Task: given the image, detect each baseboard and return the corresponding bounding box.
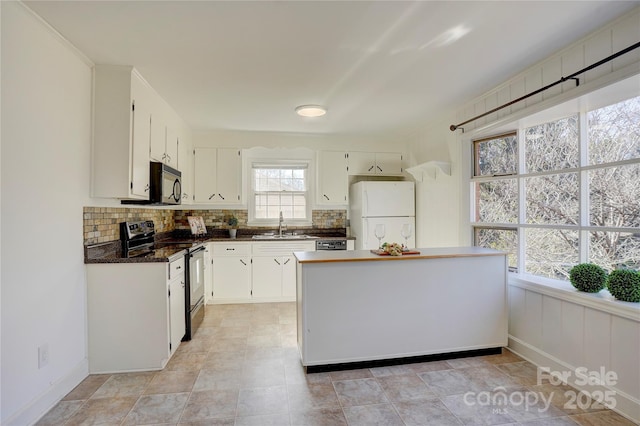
[508,336,640,424]
[306,347,502,374]
[5,359,89,426]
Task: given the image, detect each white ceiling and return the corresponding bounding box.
[25,1,639,138]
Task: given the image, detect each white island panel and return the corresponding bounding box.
[296,247,507,367]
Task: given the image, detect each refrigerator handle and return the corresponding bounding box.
[363,190,368,217]
[363,218,368,245]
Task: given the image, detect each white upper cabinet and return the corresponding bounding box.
[149,107,167,165]
[177,127,192,202]
[374,152,404,175]
[347,152,403,176]
[317,151,348,205]
[193,147,241,204]
[92,64,189,200]
[92,65,152,199]
[164,125,179,169]
[150,103,180,170]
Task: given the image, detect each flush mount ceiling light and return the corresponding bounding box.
[295,105,327,118]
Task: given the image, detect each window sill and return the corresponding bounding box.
[246,220,313,228]
[508,273,640,322]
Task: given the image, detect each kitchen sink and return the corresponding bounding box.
[252,234,315,240]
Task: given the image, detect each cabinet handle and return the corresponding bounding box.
[144,184,150,192]
[226,248,235,251]
[167,154,171,162]
[274,259,281,265]
[208,193,215,200]
[323,194,330,200]
[218,193,225,200]
[240,259,247,265]
[176,265,182,270]
[183,193,188,199]
[162,153,167,160]
[377,165,383,172]
[284,259,291,265]
[181,281,185,288]
[368,165,374,172]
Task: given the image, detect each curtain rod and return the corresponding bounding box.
[449,41,640,132]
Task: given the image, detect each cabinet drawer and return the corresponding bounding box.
[212,242,250,256]
[168,257,185,281]
[252,241,316,256]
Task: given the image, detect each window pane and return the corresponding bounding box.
[252,166,308,221]
[589,163,640,228]
[475,179,518,223]
[526,173,579,225]
[588,96,640,165]
[526,228,579,280]
[525,115,578,172]
[590,231,640,271]
[475,228,518,271]
[474,134,517,176]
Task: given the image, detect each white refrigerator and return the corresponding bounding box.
[349,181,415,250]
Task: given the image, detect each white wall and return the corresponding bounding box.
[407,6,640,250]
[1,2,92,424]
[405,112,465,248]
[193,128,407,153]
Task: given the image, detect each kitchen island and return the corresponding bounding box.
[294,247,507,371]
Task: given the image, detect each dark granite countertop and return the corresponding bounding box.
[85,228,352,264]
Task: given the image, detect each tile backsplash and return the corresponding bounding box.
[84,207,346,245]
[83,207,175,245]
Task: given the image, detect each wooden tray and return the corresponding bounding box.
[370,249,421,256]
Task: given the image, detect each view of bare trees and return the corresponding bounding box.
[474,96,639,280]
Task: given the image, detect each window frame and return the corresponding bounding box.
[247,160,313,226]
[471,95,640,279]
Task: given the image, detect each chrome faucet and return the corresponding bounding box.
[279,211,286,237]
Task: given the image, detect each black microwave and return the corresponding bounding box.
[150,162,182,205]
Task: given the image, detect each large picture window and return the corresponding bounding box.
[472,96,640,279]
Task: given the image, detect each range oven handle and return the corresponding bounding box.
[189,246,206,256]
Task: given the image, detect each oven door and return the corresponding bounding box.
[189,246,206,311]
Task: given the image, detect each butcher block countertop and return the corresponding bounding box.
[294,246,504,263]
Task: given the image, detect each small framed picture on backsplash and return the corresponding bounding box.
[188,216,206,236]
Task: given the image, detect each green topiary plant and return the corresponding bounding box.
[569,263,608,293]
[607,269,640,302]
[227,215,238,228]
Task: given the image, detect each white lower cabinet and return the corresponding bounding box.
[168,257,186,355]
[251,241,315,302]
[86,254,185,373]
[211,242,251,302]
[210,240,315,303]
[204,243,213,303]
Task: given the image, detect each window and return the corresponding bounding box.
[250,163,310,224]
[472,96,640,279]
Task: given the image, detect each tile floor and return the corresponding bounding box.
[38,303,635,426]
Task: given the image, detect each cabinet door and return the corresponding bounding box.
[149,110,166,164]
[347,152,376,175]
[317,151,348,204]
[251,256,282,299]
[169,277,185,355]
[281,256,297,299]
[177,129,192,202]
[193,148,218,203]
[215,148,241,204]
[212,256,251,300]
[375,153,403,175]
[164,126,179,169]
[130,75,151,197]
[204,245,213,303]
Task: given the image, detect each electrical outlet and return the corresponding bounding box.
[38,343,49,369]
